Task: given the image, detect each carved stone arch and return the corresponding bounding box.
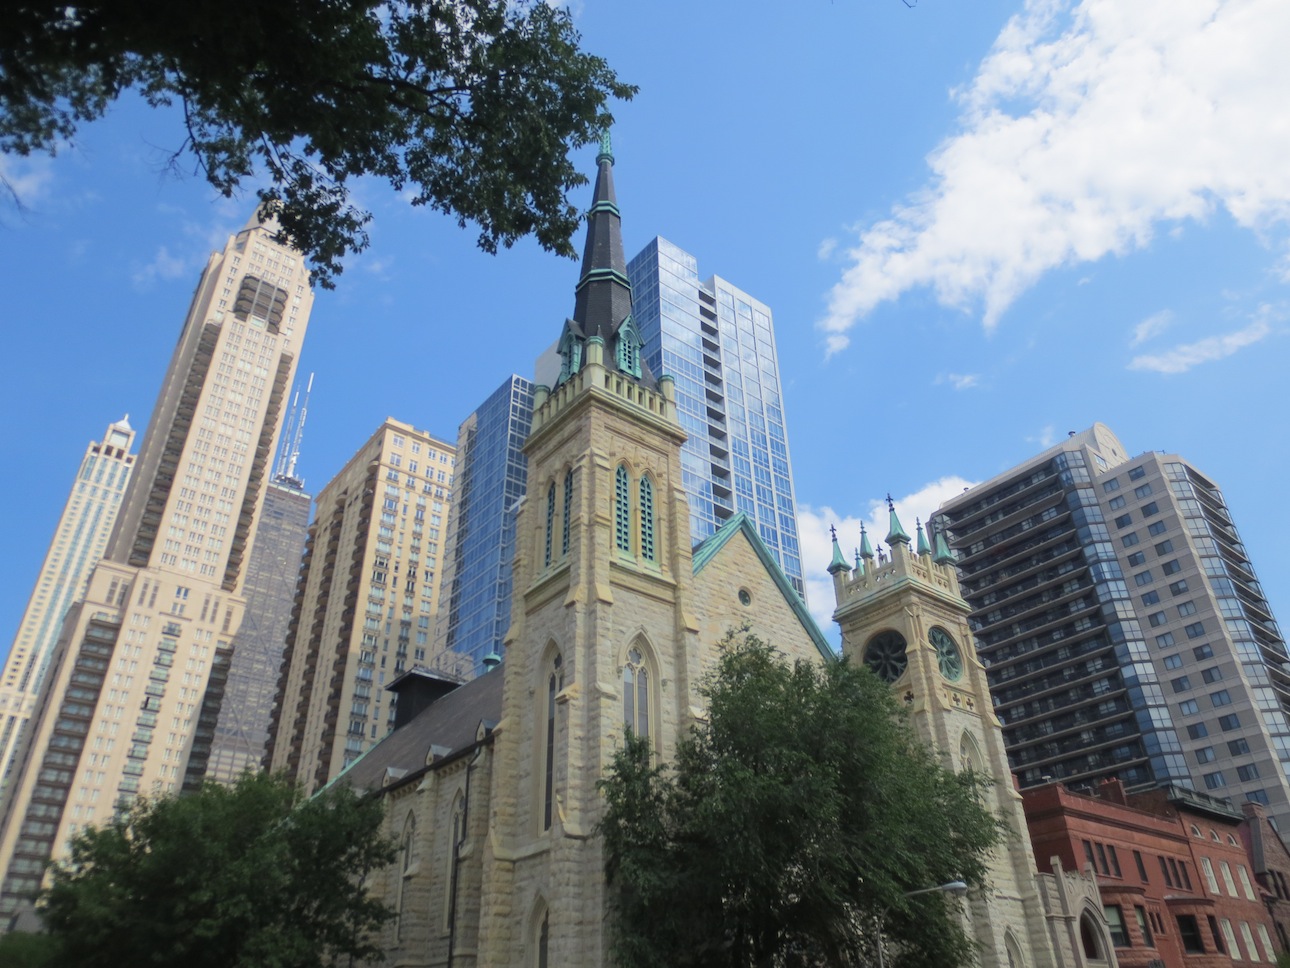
[396,807,418,939]
[1003,928,1026,968]
[621,631,659,748]
[862,628,909,684]
[959,730,985,774]
[1078,903,1109,960]
[527,893,552,968]
[443,787,466,928]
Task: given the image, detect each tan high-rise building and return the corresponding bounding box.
[0,213,313,917]
[0,417,137,792]
[264,419,455,793]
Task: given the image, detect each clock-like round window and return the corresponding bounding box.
[930,626,963,682]
[864,630,908,684]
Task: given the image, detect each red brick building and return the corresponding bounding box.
[1023,780,1280,968]
[1239,801,1290,952]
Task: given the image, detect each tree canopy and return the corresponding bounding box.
[599,631,1003,968]
[38,771,396,968]
[2,0,635,285]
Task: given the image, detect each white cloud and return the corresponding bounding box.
[817,237,838,260]
[1130,309,1173,347]
[1028,424,1058,449]
[820,0,1290,350]
[0,154,55,208]
[798,476,977,636]
[1128,318,1272,373]
[937,372,980,390]
[131,246,190,289]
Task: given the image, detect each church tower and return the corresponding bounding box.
[831,505,1059,968]
[476,135,703,967]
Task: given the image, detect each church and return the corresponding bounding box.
[336,137,1084,968]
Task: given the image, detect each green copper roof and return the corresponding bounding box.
[916,518,932,556]
[853,548,864,577]
[692,513,836,662]
[827,527,850,575]
[885,495,911,546]
[934,529,956,565]
[597,129,614,165]
[859,522,874,559]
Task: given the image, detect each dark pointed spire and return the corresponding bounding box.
[827,524,850,575]
[571,130,633,345]
[885,494,911,546]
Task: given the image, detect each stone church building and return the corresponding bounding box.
[337,138,1085,968]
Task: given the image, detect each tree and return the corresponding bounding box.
[39,771,396,968]
[2,1,635,286]
[599,631,1003,968]
[0,931,56,968]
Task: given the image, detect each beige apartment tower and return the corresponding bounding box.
[0,213,313,917]
[264,419,455,793]
[0,417,137,792]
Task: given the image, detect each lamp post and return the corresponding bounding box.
[875,880,969,968]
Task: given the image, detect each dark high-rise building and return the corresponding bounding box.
[206,479,311,783]
[935,424,1290,828]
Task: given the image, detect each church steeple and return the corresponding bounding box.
[571,131,634,347]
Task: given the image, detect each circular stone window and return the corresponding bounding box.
[738,588,752,606]
[864,630,908,684]
[929,627,964,682]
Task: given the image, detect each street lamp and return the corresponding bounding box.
[875,880,969,968]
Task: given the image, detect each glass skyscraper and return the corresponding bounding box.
[627,238,805,598]
[434,375,534,674]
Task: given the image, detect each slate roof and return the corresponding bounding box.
[334,666,505,794]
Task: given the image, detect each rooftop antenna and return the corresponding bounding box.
[273,372,314,489]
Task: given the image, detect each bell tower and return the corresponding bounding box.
[477,134,703,967]
[831,501,1058,968]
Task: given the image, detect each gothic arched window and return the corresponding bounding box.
[562,469,573,556]
[615,464,631,553]
[544,482,556,567]
[543,654,563,831]
[639,475,655,561]
[623,646,650,740]
[396,812,416,939]
[537,909,550,968]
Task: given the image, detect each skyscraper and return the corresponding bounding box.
[626,238,805,598]
[0,417,136,791]
[264,419,455,792]
[934,424,1290,828]
[433,375,533,675]
[0,213,313,916]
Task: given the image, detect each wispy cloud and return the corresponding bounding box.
[1128,318,1272,374]
[1028,424,1058,449]
[797,476,977,637]
[131,246,190,289]
[0,154,55,209]
[1130,309,1173,347]
[819,0,1290,353]
[937,372,980,390]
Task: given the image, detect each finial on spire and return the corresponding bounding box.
[916,518,932,556]
[854,548,865,577]
[597,129,614,166]
[827,525,850,575]
[886,498,911,546]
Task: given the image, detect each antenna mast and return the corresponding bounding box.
[272,372,314,489]
[285,372,314,483]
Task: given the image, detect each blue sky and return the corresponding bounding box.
[1,0,1287,653]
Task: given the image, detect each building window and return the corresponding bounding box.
[1128,551,1146,566]
[639,475,655,562]
[1103,479,1121,492]
[1134,483,1154,498]
[544,654,563,832]
[1201,667,1222,683]
[1135,906,1154,947]
[1104,905,1130,947]
[1141,501,1160,517]
[1210,690,1231,707]
[1122,533,1140,547]
[1201,856,1221,891]
[1108,495,1127,510]
[537,910,550,968]
[623,647,650,740]
[1148,520,1167,536]
[1218,713,1241,730]
[545,482,556,567]
[1148,611,1167,627]
[1180,700,1199,715]
[1237,763,1260,782]
[1193,644,1214,659]
[1204,771,1226,789]
[1220,918,1242,957]
[1133,849,1149,883]
[1129,466,1147,480]
[1114,513,1133,528]
[1228,738,1250,755]
[1185,621,1206,638]
[1195,747,1215,763]
[1171,675,1191,692]
[561,470,573,556]
[615,465,631,553]
[1169,579,1189,595]
[1176,915,1205,953]
[1134,570,1153,586]
[1155,538,1174,554]
[1164,654,1183,670]
[1142,590,1160,606]
[1156,632,1175,648]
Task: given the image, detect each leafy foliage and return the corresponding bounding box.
[0,931,57,968]
[2,0,635,285]
[39,771,396,968]
[600,631,1003,968]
